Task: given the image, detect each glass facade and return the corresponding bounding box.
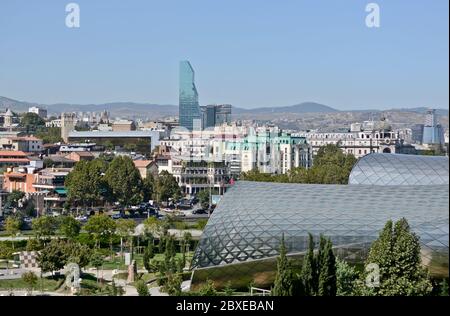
[191,181,449,289]
[179,60,201,130]
[349,153,449,185]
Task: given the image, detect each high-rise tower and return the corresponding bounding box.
[179,61,201,130]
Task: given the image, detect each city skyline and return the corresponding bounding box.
[0,0,448,110]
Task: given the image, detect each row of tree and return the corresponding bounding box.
[241,144,357,184]
[65,156,181,207]
[272,218,442,296]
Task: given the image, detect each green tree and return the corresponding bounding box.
[272,234,293,296]
[115,218,136,255]
[58,216,81,239]
[361,218,432,296]
[32,215,58,240]
[36,127,63,144]
[36,239,67,275]
[301,233,317,296]
[440,279,449,296]
[336,259,358,296]
[163,273,182,296]
[317,237,337,296]
[143,244,155,273]
[154,171,182,203]
[104,156,144,206]
[223,281,236,296]
[0,243,13,270]
[90,251,104,283]
[6,190,25,208]
[135,279,150,296]
[63,241,92,269]
[142,174,155,202]
[84,214,117,248]
[5,217,21,249]
[65,159,109,207]
[22,271,38,296]
[19,112,45,132]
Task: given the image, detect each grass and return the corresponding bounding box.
[0,275,64,291]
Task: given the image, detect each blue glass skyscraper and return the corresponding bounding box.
[179,61,201,130]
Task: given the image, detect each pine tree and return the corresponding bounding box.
[301,233,317,296]
[361,218,432,296]
[272,234,293,296]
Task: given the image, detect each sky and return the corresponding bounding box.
[0,0,448,110]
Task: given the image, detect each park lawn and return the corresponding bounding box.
[0,276,64,291]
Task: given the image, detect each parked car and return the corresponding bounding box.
[192,208,208,215]
[75,215,88,222]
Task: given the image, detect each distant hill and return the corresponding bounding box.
[234,102,339,114]
[1,96,448,121]
[387,107,449,116]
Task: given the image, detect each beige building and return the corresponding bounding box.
[112,120,136,132]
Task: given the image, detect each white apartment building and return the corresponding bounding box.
[295,121,415,159]
[28,106,48,119]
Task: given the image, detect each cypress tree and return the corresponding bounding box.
[318,238,337,296]
[301,233,317,296]
[272,234,293,296]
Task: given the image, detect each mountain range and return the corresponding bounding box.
[0,96,448,119]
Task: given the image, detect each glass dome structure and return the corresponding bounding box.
[191,181,449,290]
[349,153,449,185]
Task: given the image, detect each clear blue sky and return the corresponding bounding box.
[0,0,448,110]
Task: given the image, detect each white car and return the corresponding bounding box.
[75,215,88,222]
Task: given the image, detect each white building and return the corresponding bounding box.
[28,106,48,119]
[295,120,415,159]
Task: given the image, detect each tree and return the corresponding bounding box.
[58,216,81,239]
[143,216,165,237]
[300,233,317,296]
[272,234,293,296]
[115,218,136,256]
[142,174,155,202]
[63,241,92,269]
[36,127,63,144]
[154,171,182,203]
[360,218,432,296]
[22,271,38,296]
[90,251,104,283]
[5,217,21,249]
[223,281,236,296]
[36,239,67,275]
[104,156,144,206]
[163,273,182,296]
[6,190,25,208]
[20,112,45,132]
[65,159,109,207]
[135,280,150,296]
[440,279,449,296]
[32,216,58,240]
[143,244,155,273]
[336,259,358,296]
[0,243,13,271]
[84,214,117,248]
[317,237,337,296]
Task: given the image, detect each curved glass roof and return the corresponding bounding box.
[349,153,449,185]
[192,181,449,271]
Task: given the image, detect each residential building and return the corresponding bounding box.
[0,151,30,168]
[133,160,158,179]
[28,106,47,118]
[65,151,95,162]
[0,136,43,153]
[295,120,415,159]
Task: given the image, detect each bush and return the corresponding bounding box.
[135,280,150,296]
